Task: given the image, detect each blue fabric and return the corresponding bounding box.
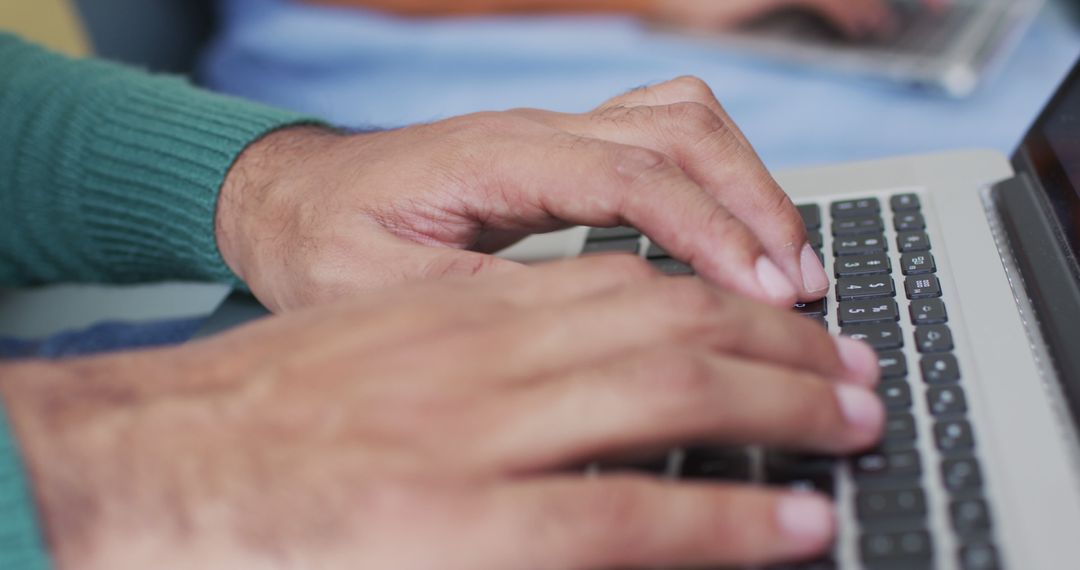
[0,318,205,360]
[203,0,1080,170]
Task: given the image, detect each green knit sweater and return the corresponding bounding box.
[0,34,317,567]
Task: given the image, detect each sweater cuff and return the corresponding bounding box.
[0,398,51,569]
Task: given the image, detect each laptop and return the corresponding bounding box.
[194,60,1080,568]
[660,0,1043,98]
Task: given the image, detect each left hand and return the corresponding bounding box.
[217,76,829,312]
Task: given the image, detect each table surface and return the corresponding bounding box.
[3,1,1079,341]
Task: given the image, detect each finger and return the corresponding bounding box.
[414,277,877,390]
[485,476,835,569]
[487,348,883,472]
[531,99,829,300]
[485,129,798,307]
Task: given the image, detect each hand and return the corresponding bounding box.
[650,0,947,38]
[1,256,883,569]
[216,76,829,312]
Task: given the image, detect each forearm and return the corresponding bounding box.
[304,0,653,17]
[0,34,318,288]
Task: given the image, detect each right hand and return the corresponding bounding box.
[0,256,883,569]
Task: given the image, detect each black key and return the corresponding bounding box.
[856,488,927,522]
[891,193,922,212]
[838,299,899,326]
[935,419,976,454]
[878,351,908,379]
[910,298,948,325]
[898,231,932,253]
[814,317,829,330]
[816,248,825,268]
[942,457,984,492]
[798,204,822,230]
[915,325,954,353]
[582,238,640,255]
[860,530,933,566]
[645,242,668,259]
[927,385,968,416]
[843,323,904,350]
[951,499,993,536]
[894,211,926,232]
[960,543,1001,570]
[682,447,752,482]
[853,448,922,481]
[765,453,836,496]
[905,275,942,299]
[834,234,888,257]
[901,252,937,275]
[922,353,961,384]
[878,380,912,411]
[650,258,694,276]
[587,226,640,241]
[794,299,828,318]
[835,252,892,277]
[832,197,881,219]
[884,413,918,444]
[597,455,670,475]
[768,559,836,570]
[836,275,895,301]
[833,216,884,236]
[808,229,824,250]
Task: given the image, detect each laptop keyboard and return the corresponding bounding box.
[580,192,1001,570]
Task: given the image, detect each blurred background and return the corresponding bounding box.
[1,0,1079,346]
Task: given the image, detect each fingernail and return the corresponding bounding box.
[800,243,829,294]
[777,494,834,548]
[835,384,885,432]
[756,256,797,303]
[835,336,881,386]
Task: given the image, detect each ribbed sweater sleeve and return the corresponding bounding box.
[0,34,322,568]
[0,33,318,286]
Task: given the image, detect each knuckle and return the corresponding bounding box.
[665,75,715,100]
[666,101,725,136]
[609,145,675,186]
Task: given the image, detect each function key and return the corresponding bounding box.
[891,193,922,212]
[587,227,641,241]
[901,252,937,275]
[951,498,993,536]
[838,299,899,326]
[860,530,933,566]
[798,204,822,230]
[915,325,954,353]
[898,231,932,253]
[894,211,927,232]
[960,542,1001,570]
[927,385,968,416]
[649,258,693,276]
[835,252,891,278]
[681,447,752,482]
[942,457,984,492]
[794,299,827,318]
[884,412,918,445]
[856,487,927,522]
[645,242,669,259]
[832,216,884,236]
[935,419,976,454]
[878,351,908,379]
[921,353,962,384]
[834,234,888,257]
[910,298,949,325]
[831,197,881,219]
[836,275,895,301]
[905,275,942,299]
[582,238,641,255]
[842,322,904,351]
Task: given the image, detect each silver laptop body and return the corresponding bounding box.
[658,0,1043,98]
[194,59,1080,570]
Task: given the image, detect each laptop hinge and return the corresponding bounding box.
[992,173,1080,424]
